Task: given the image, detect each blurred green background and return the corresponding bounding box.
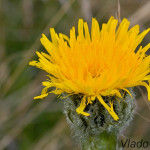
[0,0,150,150]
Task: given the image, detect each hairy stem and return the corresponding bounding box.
[82,131,117,150]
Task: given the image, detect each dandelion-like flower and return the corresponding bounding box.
[29,16,150,121]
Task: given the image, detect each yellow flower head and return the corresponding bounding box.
[29,16,150,121]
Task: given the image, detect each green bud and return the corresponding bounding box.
[63,88,134,150]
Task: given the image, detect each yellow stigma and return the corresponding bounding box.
[29,16,150,121]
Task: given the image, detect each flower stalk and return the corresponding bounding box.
[81,131,117,150]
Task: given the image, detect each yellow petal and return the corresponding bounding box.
[97,95,119,121]
[122,88,133,98]
[50,28,59,45]
[29,60,42,68]
[76,96,90,116]
[78,19,84,41]
[91,18,100,40]
[84,22,91,41]
[110,89,122,98]
[40,34,56,54]
[138,82,150,100]
[135,28,150,47]
[34,93,48,99]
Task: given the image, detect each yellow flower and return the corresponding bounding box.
[29,16,150,121]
